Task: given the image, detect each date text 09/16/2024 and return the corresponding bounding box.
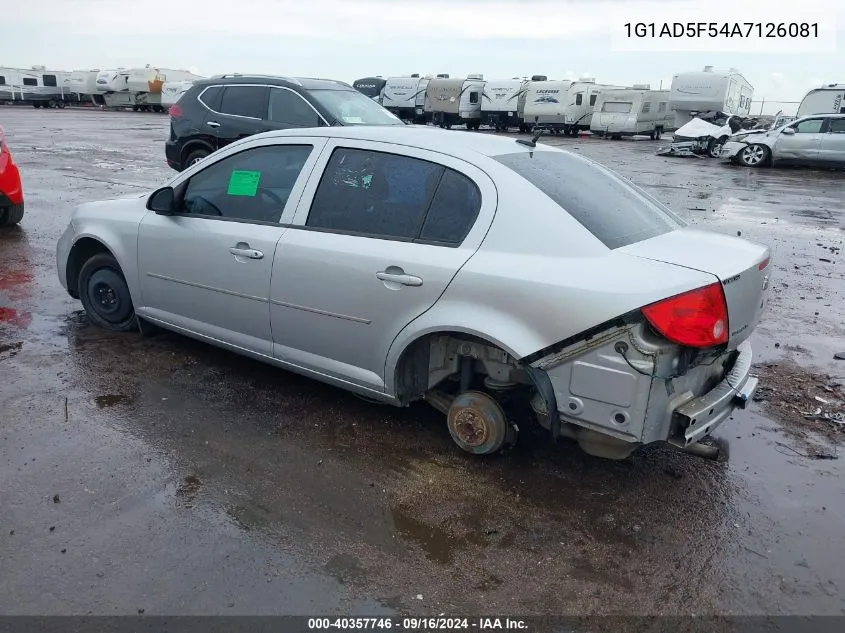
[307,617,528,630]
[623,22,819,38]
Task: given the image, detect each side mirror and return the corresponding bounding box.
[147,186,176,214]
[782,127,796,135]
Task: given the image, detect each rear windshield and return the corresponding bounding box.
[493,150,684,249]
[601,101,633,113]
[310,89,404,126]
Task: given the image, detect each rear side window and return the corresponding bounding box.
[220,85,268,119]
[268,88,324,127]
[307,148,444,239]
[589,93,597,106]
[419,170,481,244]
[198,85,223,111]
[575,93,583,106]
[43,74,57,87]
[828,118,845,133]
[493,151,683,249]
[0,76,5,85]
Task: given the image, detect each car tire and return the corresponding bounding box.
[738,143,770,168]
[77,253,137,332]
[184,148,209,169]
[0,203,25,227]
[708,136,728,158]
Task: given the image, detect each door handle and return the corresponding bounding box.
[229,246,264,259]
[376,271,423,286]
[206,121,221,128]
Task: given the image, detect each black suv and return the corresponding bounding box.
[165,74,404,171]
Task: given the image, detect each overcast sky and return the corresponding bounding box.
[3,0,842,115]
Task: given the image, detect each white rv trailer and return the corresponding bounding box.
[669,66,753,128]
[562,79,628,135]
[352,77,387,103]
[516,75,549,132]
[520,80,572,133]
[0,66,76,107]
[96,67,204,112]
[480,79,528,131]
[590,86,674,139]
[423,75,486,130]
[796,84,845,117]
[381,75,429,122]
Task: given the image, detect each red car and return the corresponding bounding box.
[0,126,24,227]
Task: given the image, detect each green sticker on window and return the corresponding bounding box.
[227,170,261,196]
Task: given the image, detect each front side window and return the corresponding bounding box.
[792,118,824,134]
[493,150,683,249]
[23,78,37,86]
[0,76,5,85]
[589,93,597,106]
[601,102,632,113]
[268,88,324,127]
[181,145,313,223]
[43,74,57,87]
[309,89,403,125]
[219,85,268,119]
[469,91,479,104]
[641,101,651,113]
[306,148,481,243]
[575,93,583,106]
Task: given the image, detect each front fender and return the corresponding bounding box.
[70,224,143,307]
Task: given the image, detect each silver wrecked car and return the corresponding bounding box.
[57,126,769,460]
[722,113,845,168]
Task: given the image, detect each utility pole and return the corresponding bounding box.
[759,98,765,115]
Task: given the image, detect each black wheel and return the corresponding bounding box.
[0,203,25,227]
[738,143,770,168]
[77,253,137,331]
[649,130,656,140]
[32,103,41,108]
[447,391,513,455]
[184,148,209,169]
[132,105,140,112]
[708,136,728,158]
[655,127,663,140]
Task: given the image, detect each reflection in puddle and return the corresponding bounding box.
[95,393,133,408]
[390,507,487,566]
[0,307,32,328]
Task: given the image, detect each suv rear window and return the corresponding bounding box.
[493,150,683,249]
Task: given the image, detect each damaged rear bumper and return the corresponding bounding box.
[670,340,757,447]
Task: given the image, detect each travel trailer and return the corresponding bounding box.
[93,67,204,112]
[561,79,628,135]
[796,84,845,117]
[590,86,674,139]
[481,79,528,131]
[423,75,486,129]
[520,80,573,134]
[381,75,429,122]
[516,76,549,132]
[0,66,74,107]
[669,66,753,128]
[352,77,387,103]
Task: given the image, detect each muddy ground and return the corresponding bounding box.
[1,107,843,618]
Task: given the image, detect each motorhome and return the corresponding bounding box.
[381,75,428,121]
[520,80,573,134]
[423,75,486,129]
[0,66,73,107]
[796,84,845,117]
[481,79,528,131]
[352,76,387,103]
[669,66,753,128]
[590,86,674,139]
[561,79,627,135]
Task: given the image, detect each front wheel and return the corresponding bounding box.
[738,143,770,168]
[0,203,25,227]
[708,136,728,158]
[78,253,137,331]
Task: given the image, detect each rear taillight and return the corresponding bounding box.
[169,104,183,118]
[641,282,729,348]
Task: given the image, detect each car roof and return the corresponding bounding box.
[247,126,560,160]
[797,113,845,120]
[198,75,354,91]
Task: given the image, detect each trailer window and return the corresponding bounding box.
[641,102,651,113]
[23,78,38,86]
[493,150,683,249]
[601,102,632,113]
[469,91,479,104]
[43,74,57,87]
[589,94,597,106]
[0,76,5,85]
[658,102,667,112]
[575,93,583,106]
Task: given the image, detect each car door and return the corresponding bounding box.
[267,86,328,129]
[203,84,270,151]
[818,117,845,166]
[772,117,826,164]
[136,138,327,356]
[269,141,496,393]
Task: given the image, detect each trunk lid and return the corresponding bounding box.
[618,228,771,349]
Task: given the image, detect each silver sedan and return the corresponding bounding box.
[57,126,769,461]
[722,113,845,168]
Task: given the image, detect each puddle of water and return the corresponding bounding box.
[95,394,133,408]
[0,307,32,328]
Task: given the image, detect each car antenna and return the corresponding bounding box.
[517,127,544,148]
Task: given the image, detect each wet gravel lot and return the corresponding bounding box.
[1,107,843,618]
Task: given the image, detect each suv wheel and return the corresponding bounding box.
[184,148,209,169]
